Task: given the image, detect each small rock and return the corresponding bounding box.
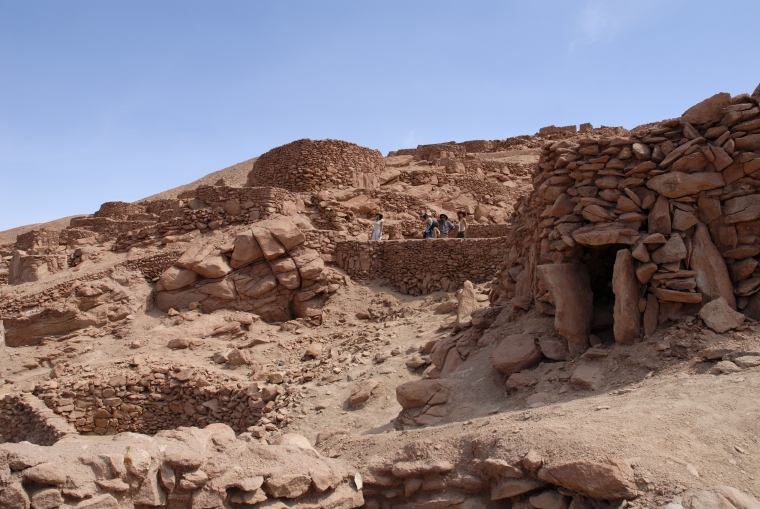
[709,360,742,374]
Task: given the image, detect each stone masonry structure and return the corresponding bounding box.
[490,86,760,356]
[337,238,507,295]
[0,393,77,445]
[247,139,386,192]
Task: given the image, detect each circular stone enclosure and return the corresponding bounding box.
[247,138,386,192]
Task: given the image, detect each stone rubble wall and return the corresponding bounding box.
[248,139,386,192]
[467,224,512,238]
[0,250,181,347]
[94,201,147,220]
[14,229,63,254]
[31,363,301,436]
[394,169,511,205]
[114,186,301,251]
[491,86,760,348]
[303,230,349,264]
[0,393,78,445]
[0,424,362,509]
[336,238,507,295]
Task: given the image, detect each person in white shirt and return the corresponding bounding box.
[371,214,384,240]
[456,211,468,238]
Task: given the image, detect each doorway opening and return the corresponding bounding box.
[582,245,626,344]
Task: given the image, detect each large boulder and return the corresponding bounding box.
[175,238,217,269]
[680,92,731,125]
[260,216,306,251]
[612,249,641,344]
[537,264,594,357]
[230,231,265,268]
[395,379,451,409]
[251,226,287,260]
[537,459,637,501]
[192,254,233,279]
[158,266,198,291]
[699,297,744,333]
[492,334,543,375]
[691,222,736,309]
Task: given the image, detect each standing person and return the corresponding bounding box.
[438,214,456,238]
[422,212,435,239]
[456,211,468,238]
[371,214,384,241]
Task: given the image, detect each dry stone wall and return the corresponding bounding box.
[0,393,77,445]
[248,139,386,192]
[467,224,512,238]
[491,86,760,353]
[336,238,507,295]
[32,364,294,436]
[115,186,301,251]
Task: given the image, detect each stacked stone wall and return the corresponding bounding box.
[303,230,348,264]
[94,201,146,220]
[15,229,62,253]
[467,224,512,238]
[0,250,182,317]
[248,139,385,192]
[336,238,506,294]
[491,87,760,345]
[114,186,300,251]
[0,393,77,445]
[395,170,510,205]
[32,364,296,435]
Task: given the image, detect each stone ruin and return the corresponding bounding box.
[153,215,343,324]
[490,86,760,357]
[247,139,386,192]
[0,423,363,509]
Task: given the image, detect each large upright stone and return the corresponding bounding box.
[537,264,594,357]
[612,250,641,344]
[646,172,725,198]
[455,280,477,330]
[691,222,737,309]
[648,195,671,235]
[680,92,731,125]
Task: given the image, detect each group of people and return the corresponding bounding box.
[370,211,468,241]
[421,211,467,239]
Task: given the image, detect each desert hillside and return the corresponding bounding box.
[2,87,760,509]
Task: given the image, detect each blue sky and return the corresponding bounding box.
[1,1,759,231]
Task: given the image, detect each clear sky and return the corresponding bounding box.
[1,1,759,231]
